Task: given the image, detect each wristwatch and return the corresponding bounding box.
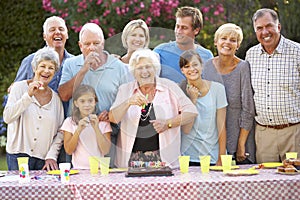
[168,122,172,129]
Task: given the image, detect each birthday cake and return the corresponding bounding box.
[126,161,173,177]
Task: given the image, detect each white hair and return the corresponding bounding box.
[43,16,67,34]
[129,48,161,76]
[79,23,104,41]
[31,47,60,72]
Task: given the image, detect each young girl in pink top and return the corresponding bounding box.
[60,85,111,169]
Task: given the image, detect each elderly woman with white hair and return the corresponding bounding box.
[109,48,197,168]
[4,47,64,171]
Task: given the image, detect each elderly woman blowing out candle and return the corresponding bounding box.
[109,48,198,168]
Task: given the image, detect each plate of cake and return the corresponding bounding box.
[126,166,173,177]
[125,161,173,177]
[276,158,300,175]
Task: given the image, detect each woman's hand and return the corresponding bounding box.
[186,84,199,104]
[236,146,247,162]
[42,159,58,171]
[28,81,44,97]
[98,110,109,122]
[216,158,222,166]
[150,119,168,134]
[128,93,148,107]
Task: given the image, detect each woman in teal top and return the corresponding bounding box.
[179,49,228,165]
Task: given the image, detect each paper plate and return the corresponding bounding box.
[47,169,79,175]
[210,165,239,171]
[261,162,283,168]
[276,170,300,175]
[109,168,128,173]
[224,169,259,176]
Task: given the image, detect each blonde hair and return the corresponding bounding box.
[129,48,161,76]
[214,23,243,46]
[121,19,150,49]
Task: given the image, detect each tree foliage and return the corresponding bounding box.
[0,0,45,117]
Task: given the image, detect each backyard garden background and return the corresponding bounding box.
[0,0,299,169]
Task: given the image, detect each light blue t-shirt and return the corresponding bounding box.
[154,41,213,83]
[59,52,129,116]
[181,82,228,164]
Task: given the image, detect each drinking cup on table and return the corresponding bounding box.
[89,156,99,175]
[99,157,110,175]
[286,152,298,159]
[199,155,211,174]
[221,155,232,172]
[59,163,71,184]
[17,157,30,183]
[179,156,190,173]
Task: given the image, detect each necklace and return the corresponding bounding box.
[140,103,153,121]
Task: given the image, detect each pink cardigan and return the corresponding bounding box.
[111,77,197,168]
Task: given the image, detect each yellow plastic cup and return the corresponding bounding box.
[17,157,29,169]
[200,155,211,174]
[179,156,190,173]
[99,157,110,175]
[221,155,232,172]
[286,152,298,159]
[17,157,30,183]
[89,156,100,175]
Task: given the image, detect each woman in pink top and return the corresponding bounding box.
[60,85,111,169]
[109,48,197,168]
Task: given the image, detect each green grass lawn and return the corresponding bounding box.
[0,154,8,170]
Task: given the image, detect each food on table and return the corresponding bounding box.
[283,158,300,170]
[277,159,300,174]
[277,165,297,173]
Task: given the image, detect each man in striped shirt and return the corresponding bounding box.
[246,8,300,163]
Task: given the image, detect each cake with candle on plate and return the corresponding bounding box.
[125,161,173,177]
